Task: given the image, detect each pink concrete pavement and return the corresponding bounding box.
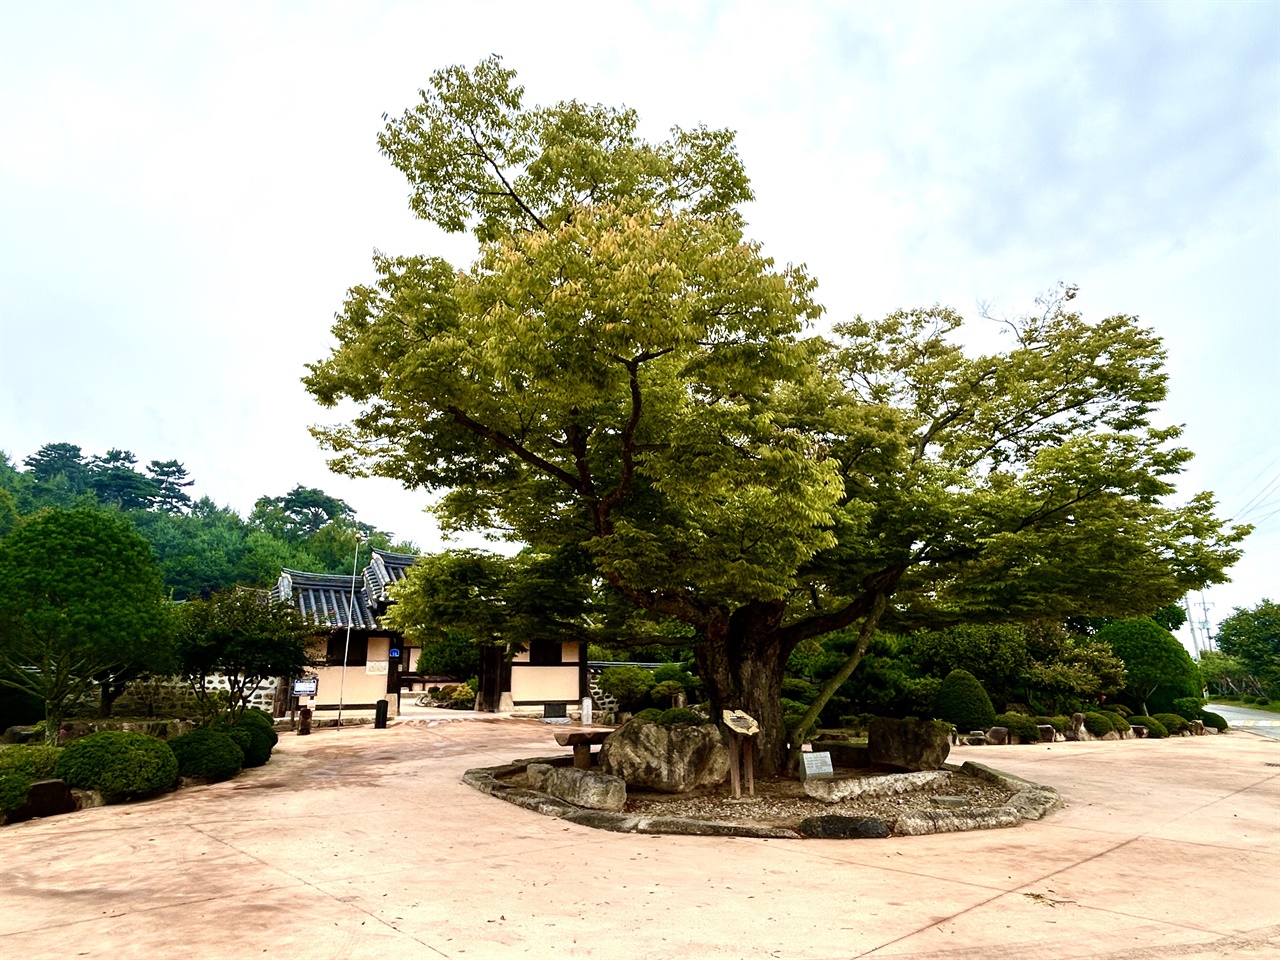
[1,718,1276,960]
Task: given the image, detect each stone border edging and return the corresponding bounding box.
[462,756,802,838]
[889,760,1063,836]
[462,756,1062,839]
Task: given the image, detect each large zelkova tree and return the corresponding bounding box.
[305,58,1248,773]
[0,508,173,742]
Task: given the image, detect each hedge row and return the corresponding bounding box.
[3,710,281,817]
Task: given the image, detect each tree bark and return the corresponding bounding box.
[694,601,792,776]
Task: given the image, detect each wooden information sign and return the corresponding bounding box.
[722,710,758,799]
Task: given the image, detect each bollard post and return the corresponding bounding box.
[375,699,389,729]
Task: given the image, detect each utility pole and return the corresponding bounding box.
[1183,596,1200,656]
[1196,594,1215,652]
[336,533,365,727]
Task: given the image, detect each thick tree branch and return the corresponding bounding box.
[446,405,583,493]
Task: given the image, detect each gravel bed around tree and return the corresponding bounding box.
[505,767,1016,829]
[621,771,1016,827]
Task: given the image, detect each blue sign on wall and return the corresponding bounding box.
[389,648,401,658]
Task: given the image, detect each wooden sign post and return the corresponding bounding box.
[722,710,760,799]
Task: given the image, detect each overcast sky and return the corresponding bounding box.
[1,0,1276,650]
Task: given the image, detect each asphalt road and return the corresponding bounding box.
[1207,702,1280,740]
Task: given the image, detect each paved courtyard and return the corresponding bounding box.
[1,718,1277,959]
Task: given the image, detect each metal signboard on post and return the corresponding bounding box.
[292,678,318,697]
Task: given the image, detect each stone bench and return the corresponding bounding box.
[554,730,611,769]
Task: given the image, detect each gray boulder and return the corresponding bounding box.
[599,719,729,793]
[987,726,1009,745]
[867,716,951,771]
[1036,724,1056,743]
[535,766,627,812]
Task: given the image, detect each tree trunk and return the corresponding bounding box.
[694,602,791,776]
[785,594,886,771]
[44,705,63,747]
[98,680,125,718]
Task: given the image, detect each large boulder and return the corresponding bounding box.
[599,719,729,793]
[526,764,626,812]
[867,717,951,771]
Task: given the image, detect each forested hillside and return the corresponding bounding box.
[0,443,416,598]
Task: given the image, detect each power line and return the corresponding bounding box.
[1231,470,1280,522]
[1237,496,1280,522]
[1227,453,1280,504]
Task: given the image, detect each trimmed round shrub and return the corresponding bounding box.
[1257,697,1272,706]
[1171,698,1205,721]
[0,746,59,814]
[598,666,656,713]
[932,669,997,732]
[1034,716,1069,734]
[1130,715,1168,738]
[169,729,244,782]
[994,712,1041,742]
[448,685,477,707]
[54,731,177,802]
[656,708,704,726]
[0,771,34,813]
[238,709,280,745]
[1105,704,1132,718]
[223,724,273,768]
[0,744,63,781]
[1102,711,1131,734]
[1201,711,1228,732]
[1083,712,1115,737]
[1003,703,1034,716]
[1154,713,1190,735]
[652,662,700,696]
[631,708,663,724]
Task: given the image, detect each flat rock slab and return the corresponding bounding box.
[803,769,949,802]
[798,815,890,839]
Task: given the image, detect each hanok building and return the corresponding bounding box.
[272,548,588,717]
[272,548,419,720]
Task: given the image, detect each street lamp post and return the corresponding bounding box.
[336,533,364,727]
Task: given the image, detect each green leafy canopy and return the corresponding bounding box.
[303,58,1248,772]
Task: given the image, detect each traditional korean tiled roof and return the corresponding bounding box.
[363,548,418,605]
[272,568,380,630]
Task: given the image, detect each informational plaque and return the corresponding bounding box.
[292,678,318,697]
[366,660,389,676]
[722,710,760,736]
[801,751,834,780]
